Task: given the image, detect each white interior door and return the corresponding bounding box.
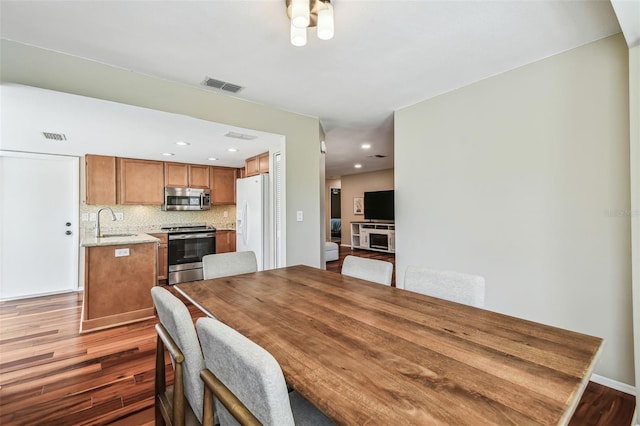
[0,152,79,300]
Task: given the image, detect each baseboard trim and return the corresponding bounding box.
[590,374,636,395]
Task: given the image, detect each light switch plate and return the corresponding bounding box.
[89,213,96,221]
[115,213,124,220]
[115,248,130,257]
[81,213,89,221]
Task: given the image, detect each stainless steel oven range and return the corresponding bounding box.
[161,223,216,285]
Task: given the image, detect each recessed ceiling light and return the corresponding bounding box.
[354,163,362,169]
[176,141,190,146]
[208,157,219,161]
[227,148,239,152]
[361,143,371,149]
[162,153,175,156]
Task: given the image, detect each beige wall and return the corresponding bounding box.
[0,40,324,269]
[340,169,394,245]
[396,34,633,384]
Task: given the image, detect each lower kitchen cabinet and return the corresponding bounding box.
[150,233,168,282]
[82,241,157,333]
[216,230,236,254]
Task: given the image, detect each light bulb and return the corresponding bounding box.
[290,23,307,47]
[291,0,310,29]
[317,3,334,40]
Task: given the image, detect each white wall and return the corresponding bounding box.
[0,40,324,269]
[629,42,640,417]
[395,34,633,384]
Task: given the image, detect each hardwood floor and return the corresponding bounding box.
[0,246,635,425]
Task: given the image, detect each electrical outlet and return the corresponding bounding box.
[115,248,130,257]
[297,211,303,222]
[115,212,124,220]
[89,213,96,221]
[223,211,228,218]
[81,213,89,221]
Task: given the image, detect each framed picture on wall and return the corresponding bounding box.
[353,197,364,215]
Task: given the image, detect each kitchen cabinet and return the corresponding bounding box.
[86,154,116,205]
[216,230,236,253]
[82,239,157,333]
[210,167,237,205]
[117,158,164,205]
[150,233,168,282]
[164,162,210,189]
[245,152,269,177]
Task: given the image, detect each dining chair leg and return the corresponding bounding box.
[155,335,166,426]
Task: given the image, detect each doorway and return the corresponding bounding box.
[330,188,341,242]
[0,151,79,300]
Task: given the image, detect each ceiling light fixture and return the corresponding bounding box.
[176,141,190,146]
[208,157,219,161]
[162,153,175,156]
[286,0,334,47]
[227,148,239,152]
[361,143,371,149]
[354,163,362,169]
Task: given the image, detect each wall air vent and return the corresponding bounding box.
[368,154,387,158]
[42,132,67,141]
[203,77,244,93]
[224,131,257,140]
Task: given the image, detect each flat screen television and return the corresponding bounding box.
[364,190,394,221]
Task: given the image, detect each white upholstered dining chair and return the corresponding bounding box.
[151,286,205,425]
[341,255,393,286]
[195,317,333,426]
[202,251,258,280]
[403,266,485,308]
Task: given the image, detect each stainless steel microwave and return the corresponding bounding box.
[163,187,211,211]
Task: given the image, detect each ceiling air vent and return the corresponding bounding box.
[42,132,67,141]
[368,154,387,158]
[203,77,244,93]
[224,131,257,140]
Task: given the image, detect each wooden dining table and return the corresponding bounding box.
[175,264,603,425]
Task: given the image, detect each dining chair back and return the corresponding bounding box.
[202,251,258,280]
[151,287,205,425]
[195,317,333,426]
[404,266,485,308]
[341,255,393,286]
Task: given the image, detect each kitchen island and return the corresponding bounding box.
[81,233,159,333]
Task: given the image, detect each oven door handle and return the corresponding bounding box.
[169,232,216,240]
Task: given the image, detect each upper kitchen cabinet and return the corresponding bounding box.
[86,154,116,205]
[245,152,269,177]
[210,167,237,205]
[164,162,210,189]
[117,158,164,205]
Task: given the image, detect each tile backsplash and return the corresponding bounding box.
[80,204,236,234]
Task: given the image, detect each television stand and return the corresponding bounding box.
[350,222,395,254]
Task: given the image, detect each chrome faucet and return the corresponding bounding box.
[95,207,117,237]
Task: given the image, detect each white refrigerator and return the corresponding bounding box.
[236,174,270,270]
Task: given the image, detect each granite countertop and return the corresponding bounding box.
[81,233,160,247]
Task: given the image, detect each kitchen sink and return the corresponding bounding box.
[99,233,137,238]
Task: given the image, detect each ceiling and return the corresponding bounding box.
[0,1,625,178]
